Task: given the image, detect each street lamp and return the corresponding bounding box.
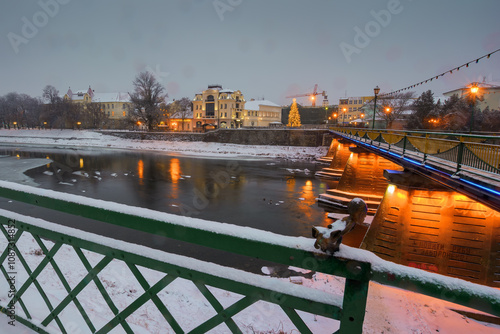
[333,113,338,126]
[469,82,478,133]
[342,108,347,127]
[372,86,380,129]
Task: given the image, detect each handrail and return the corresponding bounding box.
[0,180,499,333]
[331,127,500,141]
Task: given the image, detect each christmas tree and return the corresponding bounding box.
[287,98,302,127]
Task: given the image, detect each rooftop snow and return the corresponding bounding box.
[245,100,280,110]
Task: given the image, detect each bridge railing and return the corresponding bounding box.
[0,180,499,333]
[332,127,500,181]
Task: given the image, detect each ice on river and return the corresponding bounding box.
[0,156,51,186]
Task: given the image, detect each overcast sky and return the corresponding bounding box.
[1,0,499,105]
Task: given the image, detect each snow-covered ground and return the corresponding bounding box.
[0,129,499,333]
[0,129,327,160]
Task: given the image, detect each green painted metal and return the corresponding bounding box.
[0,213,346,333]
[0,183,499,333]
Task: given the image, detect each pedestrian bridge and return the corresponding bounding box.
[330,128,500,212]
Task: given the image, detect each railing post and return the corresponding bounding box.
[402,133,407,157]
[336,278,369,334]
[455,140,465,175]
[422,134,429,165]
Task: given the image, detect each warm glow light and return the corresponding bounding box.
[79,158,84,169]
[385,107,391,113]
[470,84,479,94]
[310,96,315,100]
[170,158,181,184]
[137,160,144,179]
[16,154,20,158]
[387,184,396,194]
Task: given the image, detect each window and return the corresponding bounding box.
[225,112,227,117]
[358,100,362,104]
[349,100,352,104]
[224,104,227,109]
[112,104,114,109]
[122,111,126,117]
[107,104,110,109]
[112,111,115,116]
[206,102,214,116]
[236,103,240,109]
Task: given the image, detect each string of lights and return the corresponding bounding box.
[380,48,500,97]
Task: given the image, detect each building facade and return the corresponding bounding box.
[64,86,131,121]
[243,99,281,127]
[337,96,373,126]
[192,85,245,130]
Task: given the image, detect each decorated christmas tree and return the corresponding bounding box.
[287,98,302,127]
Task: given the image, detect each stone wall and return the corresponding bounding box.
[100,129,331,147]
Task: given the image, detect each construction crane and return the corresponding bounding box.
[286,84,328,107]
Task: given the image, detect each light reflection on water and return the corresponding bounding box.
[5,146,334,238]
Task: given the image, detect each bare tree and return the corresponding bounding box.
[42,85,61,105]
[85,102,108,129]
[0,92,43,129]
[365,92,415,129]
[128,71,167,131]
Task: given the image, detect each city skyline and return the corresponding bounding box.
[1,0,499,105]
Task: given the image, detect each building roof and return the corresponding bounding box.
[245,99,280,110]
[92,92,131,103]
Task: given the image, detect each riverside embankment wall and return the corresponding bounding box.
[102,129,334,147]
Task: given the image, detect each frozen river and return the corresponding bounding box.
[0,145,334,272]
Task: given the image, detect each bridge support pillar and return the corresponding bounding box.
[315,139,356,180]
[362,169,500,287]
[318,148,403,214]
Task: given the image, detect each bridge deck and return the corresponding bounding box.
[333,129,500,212]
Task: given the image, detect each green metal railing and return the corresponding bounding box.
[0,180,499,333]
[333,127,500,180]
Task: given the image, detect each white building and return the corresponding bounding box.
[243,99,282,127]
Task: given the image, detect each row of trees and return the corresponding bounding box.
[0,86,110,130]
[406,90,500,132]
[364,90,500,132]
[0,72,193,131]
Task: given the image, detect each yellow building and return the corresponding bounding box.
[64,86,131,120]
[192,85,245,130]
[243,99,282,127]
[338,96,373,125]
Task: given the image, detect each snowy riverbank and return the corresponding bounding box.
[0,129,327,160]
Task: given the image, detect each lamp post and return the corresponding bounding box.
[372,86,380,129]
[342,108,347,127]
[469,82,478,133]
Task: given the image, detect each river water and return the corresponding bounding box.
[1,145,334,272]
